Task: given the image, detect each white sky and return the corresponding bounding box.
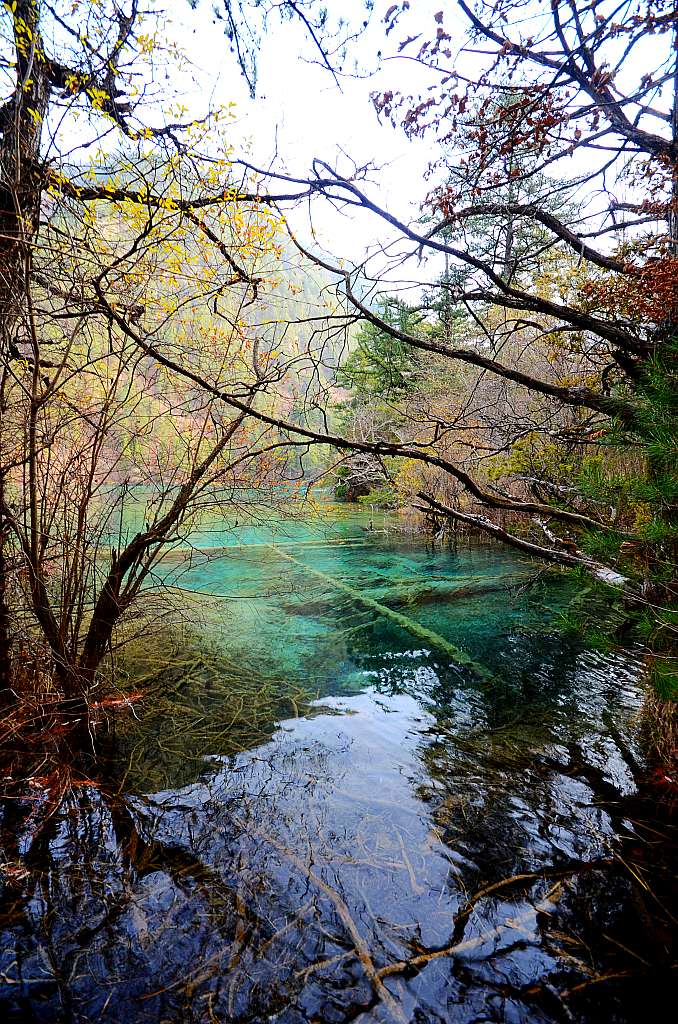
[164,1,437,269]
[163,0,670,283]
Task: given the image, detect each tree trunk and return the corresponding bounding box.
[0,477,12,706]
[0,2,49,333]
[0,2,49,701]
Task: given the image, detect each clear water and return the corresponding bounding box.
[0,504,675,1023]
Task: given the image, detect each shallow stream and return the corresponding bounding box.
[1,505,675,1022]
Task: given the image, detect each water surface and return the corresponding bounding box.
[0,505,675,1022]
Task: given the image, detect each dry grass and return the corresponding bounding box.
[641,690,678,797]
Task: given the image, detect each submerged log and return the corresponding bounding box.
[266,544,493,681]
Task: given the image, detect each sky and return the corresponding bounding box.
[163,1,438,272]
[162,0,670,285]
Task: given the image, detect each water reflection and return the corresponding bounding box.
[1,527,676,1022]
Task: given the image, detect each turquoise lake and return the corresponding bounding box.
[0,503,675,1022]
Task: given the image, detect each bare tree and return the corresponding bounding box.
[0,1,336,707]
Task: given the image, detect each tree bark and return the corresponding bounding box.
[0,2,50,349]
[0,474,12,705]
[0,3,50,702]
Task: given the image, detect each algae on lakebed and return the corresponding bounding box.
[105,630,325,793]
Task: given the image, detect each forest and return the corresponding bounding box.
[0,1,677,1022]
